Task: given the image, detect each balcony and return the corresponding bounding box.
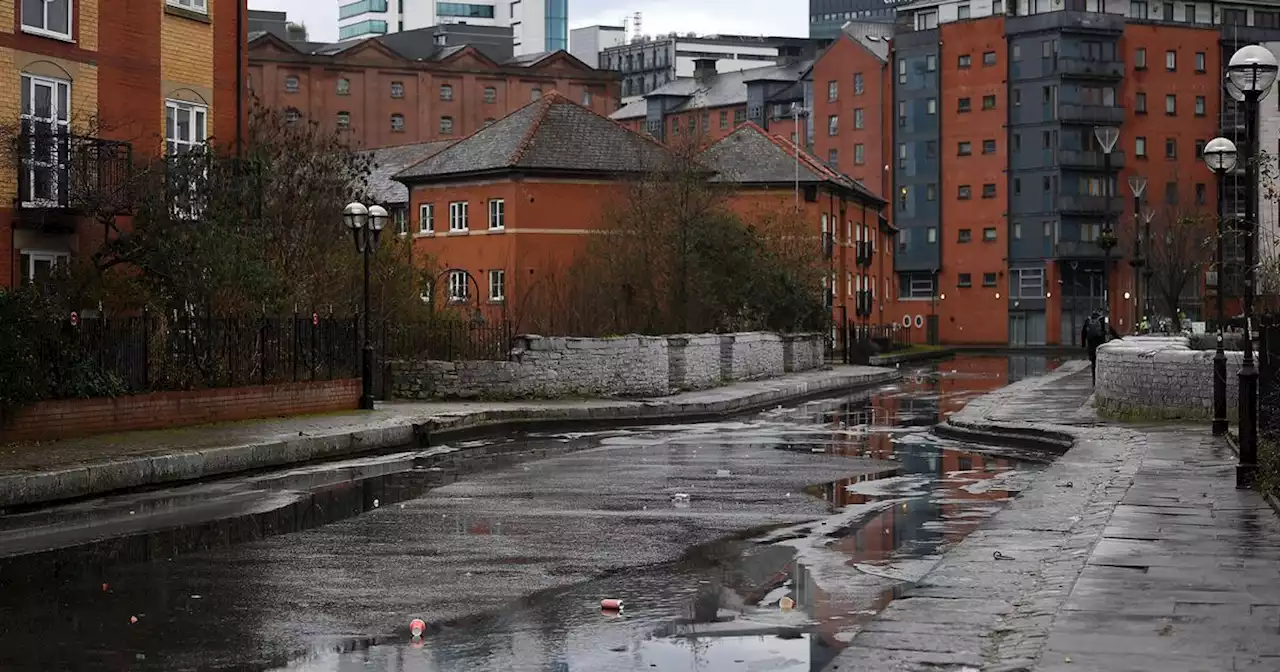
[1057,57,1125,79]
[855,241,873,267]
[1058,148,1125,170]
[1059,194,1123,215]
[1058,103,1125,125]
[14,131,133,232]
[1054,240,1110,259]
[1220,110,1248,134]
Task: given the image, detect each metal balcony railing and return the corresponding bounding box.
[1056,57,1125,79]
[1058,148,1125,170]
[1058,103,1125,124]
[15,130,132,219]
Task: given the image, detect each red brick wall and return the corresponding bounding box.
[0,379,360,442]
[811,36,888,193]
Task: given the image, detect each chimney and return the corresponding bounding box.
[693,57,717,80]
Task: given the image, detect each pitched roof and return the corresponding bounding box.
[396,92,682,182]
[609,60,811,121]
[363,140,456,204]
[697,123,885,205]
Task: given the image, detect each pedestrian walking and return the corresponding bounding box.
[1081,310,1120,386]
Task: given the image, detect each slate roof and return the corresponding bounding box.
[363,140,456,204]
[396,92,682,182]
[698,123,885,205]
[610,60,811,121]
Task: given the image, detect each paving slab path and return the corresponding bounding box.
[826,359,1280,672]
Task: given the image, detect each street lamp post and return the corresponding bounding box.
[1095,126,1121,330]
[1225,44,1278,486]
[1128,176,1147,331]
[1204,137,1238,437]
[344,201,389,411]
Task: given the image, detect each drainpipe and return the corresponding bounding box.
[236,0,245,154]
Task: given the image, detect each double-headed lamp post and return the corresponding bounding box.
[1204,137,1239,437]
[1225,44,1278,486]
[1128,175,1147,328]
[1095,126,1121,329]
[344,201,389,411]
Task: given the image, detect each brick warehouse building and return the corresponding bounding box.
[393,93,888,334]
[1,0,246,288]
[246,26,620,150]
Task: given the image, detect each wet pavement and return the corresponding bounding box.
[0,355,1068,671]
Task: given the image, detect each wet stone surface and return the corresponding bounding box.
[0,355,1068,671]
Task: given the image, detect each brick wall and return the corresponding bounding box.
[721,332,786,382]
[0,379,361,442]
[1095,336,1240,421]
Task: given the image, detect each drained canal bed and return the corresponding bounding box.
[0,355,1065,671]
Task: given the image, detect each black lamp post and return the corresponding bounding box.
[344,201,389,411]
[1204,136,1239,437]
[1128,176,1147,331]
[1225,44,1278,487]
[1095,126,1121,330]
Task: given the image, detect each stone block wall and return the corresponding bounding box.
[668,334,723,391]
[1095,336,1242,420]
[720,332,786,382]
[784,333,824,373]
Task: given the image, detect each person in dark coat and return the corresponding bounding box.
[1082,310,1121,385]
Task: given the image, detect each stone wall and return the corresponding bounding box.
[1095,336,1242,420]
[391,331,828,400]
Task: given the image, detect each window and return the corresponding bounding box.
[958,97,972,112]
[927,227,938,243]
[1135,92,1146,113]
[1165,94,1176,115]
[1013,44,1022,61]
[899,60,907,84]
[671,117,679,135]
[23,0,71,38]
[958,272,973,287]
[899,271,935,299]
[1130,0,1148,17]
[440,84,454,101]
[488,198,505,229]
[720,110,729,129]
[1014,177,1021,193]
[828,149,838,167]
[393,208,408,236]
[1011,268,1045,298]
[921,98,934,115]
[1195,52,1206,73]
[168,0,208,13]
[285,108,300,124]
[828,115,839,136]
[1223,7,1247,24]
[531,88,543,100]
[958,184,973,199]
[959,228,973,243]
[285,76,300,93]
[983,227,997,241]
[983,51,996,66]
[390,81,404,98]
[854,72,865,94]
[1165,181,1178,205]
[1260,10,1280,28]
[898,143,908,169]
[1135,48,1147,69]
[582,90,593,106]
[958,3,971,18]
[958,141,972,156]
[926,183,937,201]
[483,86,497,103]
[1184,3,1195,21]
[1195,139,1205,157]
[1196,182,1206,205]
[958,54,972,69]
[1165,50,1176,71]
[1131,135,1148,158]
[419,203,434,234]
[448,271,468,302]
[982,183,997,198]
[982,139,996,154]
[166,99,207,155]
[440,116,454,134]
[391,113,405,132]
[336,111,350,129]
[828,80,839,102]
[898,100,906,127]
[982,272,997,286]
[1013,88,1020,106]
[18,250,68,285]
[926,54,937,71]
[488,270,506,302]
[449,201,468,231]
[337,78,350,96]
[854,143,865,165]
[926,140,938,158]
[1195,95,1206,116]
[20,74,70,206]
[854,108,865,128]
[1013,223,1022,239]
[994,0,1003,14]
[734,108,745,124]
[982,94,996,110]
[1165,137,1176,158]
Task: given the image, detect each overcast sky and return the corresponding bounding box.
[250,0,808,43]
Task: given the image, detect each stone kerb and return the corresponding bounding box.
[668,333,722,391]
[1095,335,1243,420]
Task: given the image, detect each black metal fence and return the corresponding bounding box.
[1258,316,1280,445]
[382,320,514,362]
[841,322,911,364]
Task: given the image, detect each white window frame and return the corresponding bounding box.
[448,271,468,302]
[21,74,70,207]
[337,111,351,129]
[22,0,73,40]
[488,198,505,230]
[449,201,468,232]
[285,76,300,93]
[488,269,506,302]
[166,99,207,156]
[419,203,434,234]
[394,208,407,235]
[336,77,351,96]
[1011,267,1045,298]
[440,84,453,101]
[440,116,454,134]
[390,81,404,99]
[167,0,208,14]
[18,249,69,284]
[391,113,405,132]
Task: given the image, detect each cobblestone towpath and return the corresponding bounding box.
[827,360,1280,672]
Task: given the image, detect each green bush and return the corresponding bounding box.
[1258,439,1280,500]
[1188,332,1245,351]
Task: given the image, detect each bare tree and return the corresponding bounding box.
[1118,176,1215,331]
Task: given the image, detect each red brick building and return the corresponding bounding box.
[247,29,620,150]
[2,0,247,288]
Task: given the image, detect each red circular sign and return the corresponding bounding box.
[70,311,79,327]
[312,312,320,326]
